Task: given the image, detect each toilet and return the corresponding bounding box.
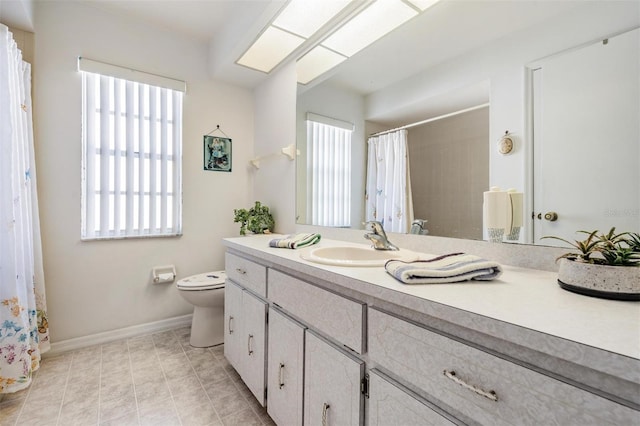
[177,271,226,347]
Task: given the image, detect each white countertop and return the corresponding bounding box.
[224,235,640,361]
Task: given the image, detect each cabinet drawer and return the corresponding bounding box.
[269,269,365,354]
[225,252,267,297]
[368,308,637,425]
[367,369,457,426]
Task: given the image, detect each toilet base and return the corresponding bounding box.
[189,306,224,348]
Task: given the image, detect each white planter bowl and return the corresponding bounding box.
[557,258,640,301]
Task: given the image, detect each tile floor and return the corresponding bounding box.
[0,327,275,426]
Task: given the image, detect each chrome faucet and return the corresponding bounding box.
[364,221,399,251]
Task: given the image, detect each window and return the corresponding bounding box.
[306,113,353,227]
[79,58,185,239]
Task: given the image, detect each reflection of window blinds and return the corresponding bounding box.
[80,60,184,239]
[306,113,353,227]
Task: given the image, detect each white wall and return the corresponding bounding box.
[33,2,254,342]
[252,61,298,234]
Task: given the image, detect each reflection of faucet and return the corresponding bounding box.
[364,221,399,251]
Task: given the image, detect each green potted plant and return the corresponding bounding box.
[542,228,640,300]
[233,201,275,236]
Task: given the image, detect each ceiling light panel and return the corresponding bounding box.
[322,0,419,57]
[273,0,353,38]
[237,26,305,73]
[405,0,440,11]
[297,45,347,84]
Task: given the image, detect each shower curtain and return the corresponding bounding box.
[0,24,50,394]
[365,129,414,233]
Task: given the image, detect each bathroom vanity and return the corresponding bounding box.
[223,235,640,425]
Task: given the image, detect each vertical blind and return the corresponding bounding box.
[79,58,184,239]
[306,113,353,227]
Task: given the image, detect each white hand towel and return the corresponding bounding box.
[385,253,503,284]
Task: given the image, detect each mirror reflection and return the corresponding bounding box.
[296,1,639,245]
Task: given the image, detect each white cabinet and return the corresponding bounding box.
[223,280,268,406]
[304,331,364,426]
[368,307,638,425]
[269,269,365,354]
[267,308,306,426]
[223,280,243,371]
[367,370,457,426]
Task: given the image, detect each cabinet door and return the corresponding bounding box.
[242,290,268,406]
[367,370,457,426]
[304,331,364,426]
[267,308,306,426]
[223,280,243,371]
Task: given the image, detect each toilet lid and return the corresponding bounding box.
[177,271,226,290]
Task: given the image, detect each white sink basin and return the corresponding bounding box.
[300,246,419,267]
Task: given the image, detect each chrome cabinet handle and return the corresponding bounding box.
[443,370,498,402]
[248,334,254,355]
[228,316,234,334]
[236,268,246,275]
[322,403,330,426]
[279,363,285,389]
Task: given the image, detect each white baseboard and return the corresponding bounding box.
[46,314,193,356]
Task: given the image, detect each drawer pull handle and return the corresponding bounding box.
[279,363,285,389]
[443,370,498,402]
[236,268,246,275]
[322,403,330,426]
[228,316,234,334]
[248,334,254,355]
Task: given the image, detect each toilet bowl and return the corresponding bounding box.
[177,271,226,348]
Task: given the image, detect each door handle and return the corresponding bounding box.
[544,211,558,221]
[228,316,234,334]
[279,363,285,389]
[322,402,330,426]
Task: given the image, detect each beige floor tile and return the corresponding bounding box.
[177,401,222,426]
[210,390,251,419]
[14,401,60,426]
[221,407,263,426]
[58,402,99,425]
[100,381,135,403]
[138,396,180,426]
[0,398,25,426]
[99,409,139,426]
[202,377,239,400]
[99,394,137,422]
[135,379,171,404]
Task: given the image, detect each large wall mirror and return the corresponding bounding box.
[296,0,639,246]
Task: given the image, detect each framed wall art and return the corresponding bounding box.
[203,135,232,172]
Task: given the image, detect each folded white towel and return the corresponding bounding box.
[385,253,503,284]
[269,233,321,249]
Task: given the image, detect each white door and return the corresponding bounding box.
[532,28,640,245]
[267,308,306,426]
[367,370,456,426]
[223,280,243,371]
[241,290,268,406]
[304,331,364,426]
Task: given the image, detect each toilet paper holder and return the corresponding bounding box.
[152,265,176,283]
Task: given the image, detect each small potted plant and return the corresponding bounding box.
[233,201,275,236]
[542,228,640,300]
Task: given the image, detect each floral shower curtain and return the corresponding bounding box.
[365,129,414,233]
[0,24,50,394]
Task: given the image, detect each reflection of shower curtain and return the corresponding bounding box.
[0,25,50,393]
[365,129,413,233]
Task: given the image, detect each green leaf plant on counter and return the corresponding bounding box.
[542,227,640,267]
[233,201,275,236]
[542,228,640,300]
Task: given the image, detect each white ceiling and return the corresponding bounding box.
[2,0,585,91]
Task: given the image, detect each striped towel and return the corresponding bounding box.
[385,253,503,284]
[269,233,321,249]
